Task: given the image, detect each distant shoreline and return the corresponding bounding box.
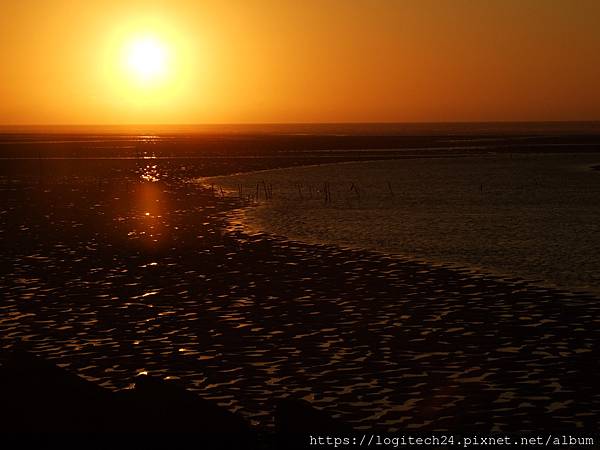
[0,120,600,136]
[1,130,600,164]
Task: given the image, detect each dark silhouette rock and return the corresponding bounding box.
[0,349,258,448]
[0,348,114,431]
[275,398,353,433]
[275,398,354,449]
[120,374,253,433]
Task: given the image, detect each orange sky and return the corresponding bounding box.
[1,0,599,125]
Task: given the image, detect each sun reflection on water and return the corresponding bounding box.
[134,180,166,246]
[139,164,161,182]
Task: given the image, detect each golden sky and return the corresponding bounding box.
[1,0,599,125]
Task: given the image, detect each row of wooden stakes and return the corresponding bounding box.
[209,181,397,203]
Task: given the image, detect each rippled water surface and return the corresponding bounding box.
[1,146,600,432]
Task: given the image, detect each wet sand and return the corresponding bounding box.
[207,154,600,296]
[1,143,599,432]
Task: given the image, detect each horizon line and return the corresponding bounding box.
[1,120,600,127]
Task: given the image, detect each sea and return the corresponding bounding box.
[2,122,600,295]
[2,122,600,430]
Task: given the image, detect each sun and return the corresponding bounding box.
[124,36,169,83]
[103,20,202,110]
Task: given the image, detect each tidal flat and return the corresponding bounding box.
[1,129,599,432]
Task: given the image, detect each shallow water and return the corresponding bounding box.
[2,146,600,432]
[206,153,600,295]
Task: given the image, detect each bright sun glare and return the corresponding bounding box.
[125,36,169,83]
[105,21,198,109]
